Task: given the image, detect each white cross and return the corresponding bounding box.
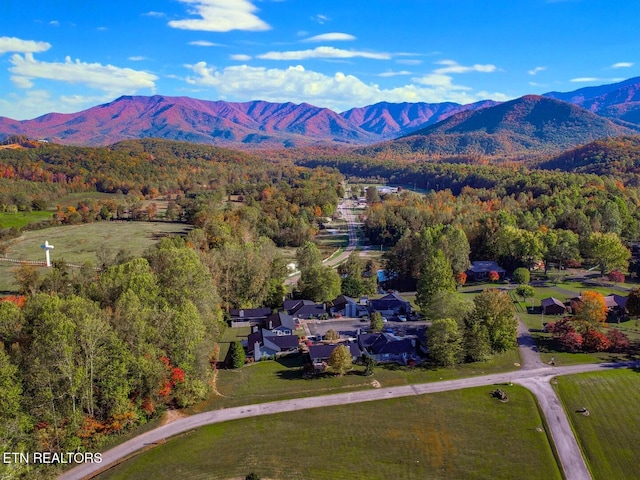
[40,240,54,267]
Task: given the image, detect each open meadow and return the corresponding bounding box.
[0,221,190,293]
[554,369,640,480]
[99,385,561,480]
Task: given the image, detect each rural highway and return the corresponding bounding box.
[59,324,634,480]
[284,198,360,286]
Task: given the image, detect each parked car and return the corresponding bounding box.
[398,315,407,322]
[382,317,388,323]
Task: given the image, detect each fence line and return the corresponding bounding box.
[0,257,101,270]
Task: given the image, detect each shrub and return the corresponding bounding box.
[606,328,630,352]
[512,267,530,285]
[607,270,625,283]
[488,270,500,282]
[229,341,246,369]
[582,329,611,352]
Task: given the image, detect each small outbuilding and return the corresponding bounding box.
[541,297,566,315]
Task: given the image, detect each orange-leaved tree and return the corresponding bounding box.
[573,290,607,332]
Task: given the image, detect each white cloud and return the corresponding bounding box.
[304,33,356,42]
[10,76,34,88]
[258,46,391,61]
[528,66,546,75]
[313,14,329,24]
[188,40,223,47]
[128,56,147,61]
[143,11,166,17]
[434,60,497,74]
[169,0,270,32]
[611,62,633,69]
[230,54,252,61]
[49,20,60,27]
[570,77,600,82]
[0,36,51,55]
[570,76,625,83]
[397,59,423,66]
[377,70,412,77]
[184,62,510,111]
[0,89,116,120]
[9,53,157,94]
[413,73,471,90]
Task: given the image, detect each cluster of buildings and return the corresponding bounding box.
[540,292,629,317]
[228,292,422,370]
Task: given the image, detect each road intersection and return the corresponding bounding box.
[60,320,634,479]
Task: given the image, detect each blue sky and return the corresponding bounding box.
[0,0,638,119]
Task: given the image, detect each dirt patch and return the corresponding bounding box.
[371,379,381,388]
[160,409,187,426]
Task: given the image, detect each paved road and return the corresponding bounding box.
[285,199,360,286]
[514,319,592,480]
[59,358,635,480]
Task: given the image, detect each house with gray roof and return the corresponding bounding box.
[265,311,296,335]
[229,307,272,328]
[247,328,299,361]
[358,332,421,365]
[369,292,411,317]
[307,342,362,371]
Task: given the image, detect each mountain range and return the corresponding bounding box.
[1,76,640,156]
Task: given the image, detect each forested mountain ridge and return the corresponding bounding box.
[339,99,498,138]
[0,95,376,149]
[372,95,638,157]
[537,135,640,174]
[2,77,640,153]
[545,76,640,124]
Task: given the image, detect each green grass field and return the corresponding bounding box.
[191,349,521,413]
[0,222,190,293]
[0,211,53,229]
[99,385,561,480]
[554,369,640,480]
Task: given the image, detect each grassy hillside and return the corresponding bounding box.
[0,222,190,292]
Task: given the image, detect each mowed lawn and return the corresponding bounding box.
[99,385,561,480]
[0,210,53,229]
[192,349,522,412]
[554,369,640,480]
[0,222,190,292]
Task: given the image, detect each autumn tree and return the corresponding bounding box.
[324,329,340,341]
[370,311,384,332]
[586,232,630,277]
[626,287,640,317]
[329,344,352,376]
[416,250,456,316]
[573,291,607,332]
[338,253,376,297]
[427,318,463,367]
[465,289,517,354]
[515,285,535,304]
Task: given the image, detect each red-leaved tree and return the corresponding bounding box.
[607,270,625,283]
[582,329,611,352]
